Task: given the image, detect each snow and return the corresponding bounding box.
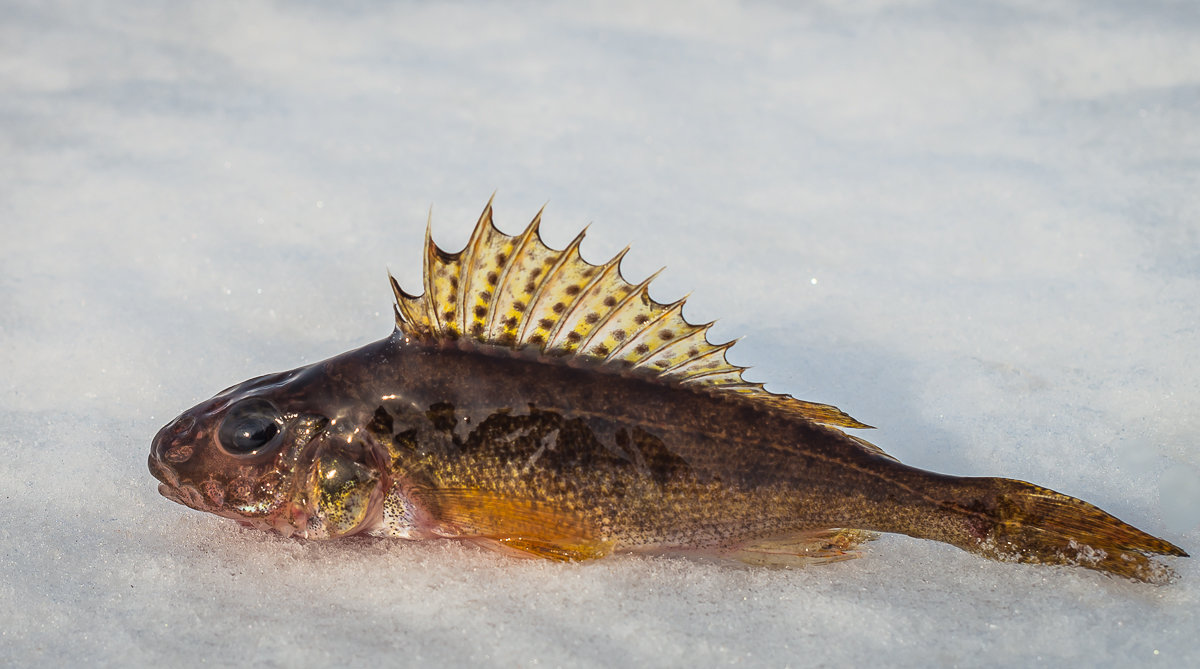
[3,0,1198,665]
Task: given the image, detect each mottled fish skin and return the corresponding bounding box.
[150,200,1187,583]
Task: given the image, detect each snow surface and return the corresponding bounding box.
[3,1,1199,666]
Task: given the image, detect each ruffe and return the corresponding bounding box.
[150,198,1187,583]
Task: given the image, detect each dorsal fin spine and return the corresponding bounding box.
[676,362,748,382]
[546,248,629,350]
[677,368,748,387]
[605,297,685,364]
[597,282,662,366]
[575,263,656,355]
[630,323,711,372]
[390,274,430,335]
[456,199,496,336]
[516,226,589,347]
[421,218,443,336]
[484,207,543,335]
[543,251,609,348]
[658,334,732,376]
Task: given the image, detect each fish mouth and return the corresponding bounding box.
[149,455,215,514]
[149,418,201,508]
[148,453,176,488]
[148,441,192,506]
[156,481,200,511]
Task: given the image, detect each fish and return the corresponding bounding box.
[149,197,1187,583]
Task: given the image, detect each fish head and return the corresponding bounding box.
[149,367,391,539]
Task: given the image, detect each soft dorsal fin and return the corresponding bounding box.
[390,198,872,430]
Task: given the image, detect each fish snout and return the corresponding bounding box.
[149,413,201,485]
[152,412,197,457]
[149,413,220,512]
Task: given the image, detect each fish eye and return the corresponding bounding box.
[218,399,284,456]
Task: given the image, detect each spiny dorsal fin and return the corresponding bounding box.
[391,199,872,430]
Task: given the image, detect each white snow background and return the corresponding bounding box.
[3,1,1198,666]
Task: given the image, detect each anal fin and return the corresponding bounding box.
[724,528,878,567]
[476,536,614,562]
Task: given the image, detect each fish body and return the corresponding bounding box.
[150,200,1187,582]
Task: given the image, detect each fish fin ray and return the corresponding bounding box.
[723,528,877,567]
[942,478,1187,584]
[477,537,614,562]
[423,214,464,338]
[392,198,871,427]
[846,434,897,461]
[417,487,606,560]
[391,273,434,338]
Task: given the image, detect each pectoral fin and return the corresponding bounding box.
[417,487,612,561]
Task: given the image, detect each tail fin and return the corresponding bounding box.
[949,478,1187,584]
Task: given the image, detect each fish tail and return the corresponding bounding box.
[943,477,1188,583]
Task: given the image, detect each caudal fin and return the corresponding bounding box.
[950,478,1187,584]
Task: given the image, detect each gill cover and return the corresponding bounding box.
[305,438,387,538]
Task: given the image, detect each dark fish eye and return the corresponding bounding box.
[218,399,284,456]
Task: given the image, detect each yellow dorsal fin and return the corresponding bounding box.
[391,199,872,430]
